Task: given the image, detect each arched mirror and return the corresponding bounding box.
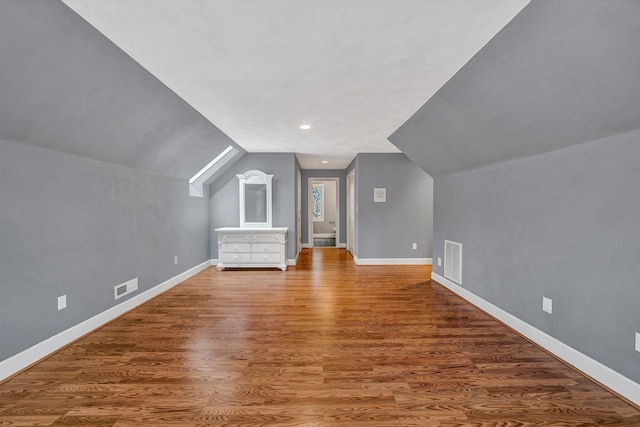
[237,170,273,228]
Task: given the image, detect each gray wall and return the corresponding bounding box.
[301,170,347,245]
[389,0,640,178]
[210,153,297,260]
[432,130,640,382]
[0,0,243,180]
[0,138,210,362]
[353,154,433,260]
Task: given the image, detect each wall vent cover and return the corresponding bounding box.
[114,278,138,300]
[444,240,462,284]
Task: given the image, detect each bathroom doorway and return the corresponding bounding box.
[308,177,339,248]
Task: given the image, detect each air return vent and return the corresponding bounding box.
[444,240,462,284]
[114,278,138,300]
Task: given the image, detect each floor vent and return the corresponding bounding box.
[114,278,138,300]
[444,240,462,284]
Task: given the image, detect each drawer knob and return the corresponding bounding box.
[264,255,269,261]
[245,236,249,240]
[264,246,268,252]
[233,245,238,251]
[234,255,239,261]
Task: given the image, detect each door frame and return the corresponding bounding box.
[346,169,355,255]
[296,169,302,254]
[307,177,340,248]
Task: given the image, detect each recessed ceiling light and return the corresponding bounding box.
[299,124,311,130]
[321,160,329,164]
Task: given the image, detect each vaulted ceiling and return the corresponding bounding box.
[390,0,640,177]
[0,0,244,180]
[4,1,634,180]
[61,0,529,170]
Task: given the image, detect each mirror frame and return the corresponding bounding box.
[237,170,273,228]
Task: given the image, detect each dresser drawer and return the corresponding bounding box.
[220,233,252,243]
[251,243,281,253]
[221,243,251,253]
[251,253,282,263]
[220,253,252,263]
[252,233,285,243]
[215,227,288,271]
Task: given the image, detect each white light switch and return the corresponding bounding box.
[58,295,67,311]
[412,243,417,250]
[635,333,640,353]
[437,257,442,266]
[174,255,178,265]
[542,296,552,314]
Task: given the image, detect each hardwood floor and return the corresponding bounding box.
[1,248,638,426]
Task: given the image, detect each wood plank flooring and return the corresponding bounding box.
[1,248,639,426]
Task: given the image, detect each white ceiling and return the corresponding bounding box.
[62,0,528,170]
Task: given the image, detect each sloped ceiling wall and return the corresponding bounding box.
[389,0,640,177]
[0,0,243,180]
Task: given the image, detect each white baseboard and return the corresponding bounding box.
[313,233,336,238]
[354,256,432,265]
[0,259,212,382]
[337,243,347,248]
[431,272,640,407]
[301,243,310,249]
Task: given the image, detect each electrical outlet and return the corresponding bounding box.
[174,255,178,265]
[635,333,640,353]
[542,296,552,314]
[437,257,442,266]
[58,295,67,311]
[412,243,417,250]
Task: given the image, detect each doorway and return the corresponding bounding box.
[297,169,302,254]
[346,169,355,255]
[308,177,339,248]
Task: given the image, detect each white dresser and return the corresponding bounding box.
[215,227,288,271]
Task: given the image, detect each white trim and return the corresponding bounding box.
[346,168,355,255]
[287,258,297,266]
[237,170,273,228]
[301,243,311,249]
[431,272,640,407]
[189,145,234,184]
[0,260,212,382]
[354,257,433,265]
[307,177,340,249]
[189,146,239,197]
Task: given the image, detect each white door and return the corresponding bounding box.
[346,169,355,255]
